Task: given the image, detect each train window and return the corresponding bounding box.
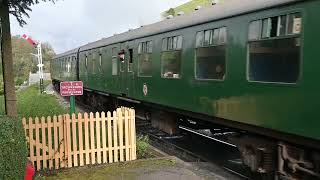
[177,36,183,49]
[139,53,152,77]
[162,38,167,51]
[161,51,181,79]
[287,13,302,35]
[147,41,153,53]
[161,36,183,79]
[204,30,212,46]
[112,47,117,57]
[248,13,302,83]
[195,27,227,80]
[67,57,71,73]
[196,31,204,47]
[162,36,183,51]
[138,41,153,77]
[138,43,142,54]
[99,54,102,67]
[112,58,117,75]
[278,15,287,36]
[85,55,88,68]
[128,49,133,72]
[249,20,261,40]
[219,27,227,44]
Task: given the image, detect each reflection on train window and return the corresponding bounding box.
[161,36,182,79]
[248,13,301,83]
[138,41,153,77]
[195,27,227,80]
[161,51,181,79]
[139,54,152,77]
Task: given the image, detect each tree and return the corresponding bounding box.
[7,0,56,26]
[0,0,55,117]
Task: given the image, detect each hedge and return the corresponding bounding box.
[0,116,28,179]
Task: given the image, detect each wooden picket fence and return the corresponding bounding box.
[22,107,136,171]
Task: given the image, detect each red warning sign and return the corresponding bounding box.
[60,81,83,97]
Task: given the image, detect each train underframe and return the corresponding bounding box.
[53,80,320,180]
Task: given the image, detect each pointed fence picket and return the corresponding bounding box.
[22,107,136,171]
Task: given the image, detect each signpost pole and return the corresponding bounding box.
[70,95,75,115]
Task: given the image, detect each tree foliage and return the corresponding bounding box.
[0,35,55,87]
[7,0,56,26]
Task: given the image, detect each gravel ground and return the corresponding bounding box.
[44,156,240,180]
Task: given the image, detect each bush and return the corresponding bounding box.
[137,135,150,159]
[0,116,28,179]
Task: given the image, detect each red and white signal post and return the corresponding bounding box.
[22,34,44,93]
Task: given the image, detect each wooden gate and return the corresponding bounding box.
[22,108,136,171]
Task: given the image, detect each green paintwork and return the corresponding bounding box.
[51,1,320,142]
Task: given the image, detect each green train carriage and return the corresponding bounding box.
[51,0,320,178]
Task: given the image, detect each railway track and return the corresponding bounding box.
[135,116,253,180]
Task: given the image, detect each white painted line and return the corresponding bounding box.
[179,126,237,148]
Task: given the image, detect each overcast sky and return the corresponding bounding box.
[10,0,189,54]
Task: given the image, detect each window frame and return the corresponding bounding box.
[160,50,182,79]
[138,40,153,78]
[246,10,304,85]
[194,26,228,81]
[161,35,183,79]
[111,46,119,75]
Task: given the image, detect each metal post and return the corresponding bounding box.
[37,43,44,93]
[70,96,75,115]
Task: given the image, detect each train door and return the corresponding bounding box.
[127,41,135,97]
[119,41,135,96]
[119,42,128,95]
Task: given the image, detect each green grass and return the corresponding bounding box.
[35,158,176,180]
[0,84,67,118]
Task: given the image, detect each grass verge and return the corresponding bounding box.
[0,84,67,118]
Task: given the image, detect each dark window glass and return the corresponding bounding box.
[248,38,300,83]
[161,51,181,79]
[139,53,152,77]
[196,46,226,80]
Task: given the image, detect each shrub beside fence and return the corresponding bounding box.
[22,107,136,171]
